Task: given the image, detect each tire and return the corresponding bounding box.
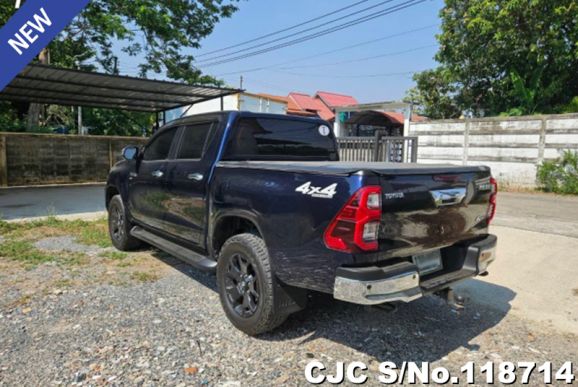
[217,233,288,336]
[107,194,142,251]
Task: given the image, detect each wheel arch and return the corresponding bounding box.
[210,210,266,260]
[105,185,120,209]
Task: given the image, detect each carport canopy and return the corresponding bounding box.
[0,64,241,113]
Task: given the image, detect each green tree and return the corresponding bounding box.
[405,68,461,119]
[0,1,240,134]
[408,0,578,118]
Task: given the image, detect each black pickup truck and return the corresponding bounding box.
[106,111,497,335]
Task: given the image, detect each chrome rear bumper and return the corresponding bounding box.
[333,234,497,306]
[334,263,421,305]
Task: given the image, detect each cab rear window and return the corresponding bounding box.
[223,117,338,161]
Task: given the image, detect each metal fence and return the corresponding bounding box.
[337,136,418,163]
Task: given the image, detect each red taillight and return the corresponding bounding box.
[324,186,382,253]
[487,177,498,224]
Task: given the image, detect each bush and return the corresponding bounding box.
[537,151,578,194]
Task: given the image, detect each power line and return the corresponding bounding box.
[197,0,427,67]
[278,44,437,69]
[196,0,372,58]
[214,24,438,77]
[197,0,399,63]
[270,69,423,79]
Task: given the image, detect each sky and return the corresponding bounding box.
[118,0,445,103]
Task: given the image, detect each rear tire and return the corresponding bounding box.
[108,195,142,251]
[217,233,288,336]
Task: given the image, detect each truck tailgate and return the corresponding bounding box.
[377,168,493,258]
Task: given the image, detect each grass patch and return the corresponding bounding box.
[0,239,54,266]
[1,217,112,247]
[100,251,128,260]
[53,279,73,289]
[131,271,160,283]
[0,238,89,268]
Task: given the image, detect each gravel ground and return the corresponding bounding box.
[34,236,110,255]
[1,253,577,386]
[1,224,577,386]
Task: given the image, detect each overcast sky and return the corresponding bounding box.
[118,0,444,103]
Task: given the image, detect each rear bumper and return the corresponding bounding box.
[333,234,497,305]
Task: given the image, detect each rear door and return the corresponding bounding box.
[128,127,179,231]
[163,121,216,245]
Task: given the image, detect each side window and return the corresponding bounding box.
[143,128,177,161]
[176,122,214,159]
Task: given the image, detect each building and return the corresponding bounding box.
[180,89,424,138]
[183,91,287,116]
[283,91,358,122]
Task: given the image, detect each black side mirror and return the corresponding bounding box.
[122,146,139,161]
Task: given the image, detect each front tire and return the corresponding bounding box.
[107,194,142,251]
[217,233,288,336]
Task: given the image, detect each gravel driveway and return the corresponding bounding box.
[1,254,576,386]
[0,215,577,386]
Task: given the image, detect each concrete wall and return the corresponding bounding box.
[0,132,147,187]
[409,114,578,187]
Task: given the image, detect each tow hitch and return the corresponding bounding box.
[436,288,465,310]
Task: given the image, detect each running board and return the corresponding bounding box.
[130,226,216,272]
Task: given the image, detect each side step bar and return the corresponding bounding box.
[130,226,217,272]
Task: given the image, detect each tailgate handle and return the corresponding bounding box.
[430,188,466,207]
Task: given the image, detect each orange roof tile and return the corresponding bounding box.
[315,91,358,108]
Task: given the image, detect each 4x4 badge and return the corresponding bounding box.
[295,182,338,199]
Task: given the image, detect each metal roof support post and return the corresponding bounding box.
[162,111,166,126]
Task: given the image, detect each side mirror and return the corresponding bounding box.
[122,146,139,161]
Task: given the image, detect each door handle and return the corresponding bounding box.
[429,188,466,207]
[187,173,204,181]
[151,170,164,178]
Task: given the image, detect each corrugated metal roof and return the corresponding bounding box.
[0,64,241,113]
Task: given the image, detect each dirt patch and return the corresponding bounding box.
[0,218,172,311]
[34,236,104,255]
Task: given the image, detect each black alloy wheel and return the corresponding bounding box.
[224,253,260,318]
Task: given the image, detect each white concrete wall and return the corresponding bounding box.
[409,114,578,187]
[183,93,287,116]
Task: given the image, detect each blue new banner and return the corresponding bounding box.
[0,0,91,91]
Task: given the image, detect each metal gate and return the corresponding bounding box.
[337,133,418,163]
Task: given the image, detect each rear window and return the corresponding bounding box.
[223,117,338,161]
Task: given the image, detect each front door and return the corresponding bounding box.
[163,121,215,246]
[128,126,179,231]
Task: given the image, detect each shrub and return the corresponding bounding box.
[537,151,578,194]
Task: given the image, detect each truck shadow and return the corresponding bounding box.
[152,251,515,364]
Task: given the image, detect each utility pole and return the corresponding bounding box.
[239,75,244,90]
[76,61,83,135]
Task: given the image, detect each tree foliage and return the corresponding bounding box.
[0,1,240,135]
[408,0,578,118]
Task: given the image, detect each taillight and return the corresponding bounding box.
[487,177,498,224]
[324,186,382,253]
